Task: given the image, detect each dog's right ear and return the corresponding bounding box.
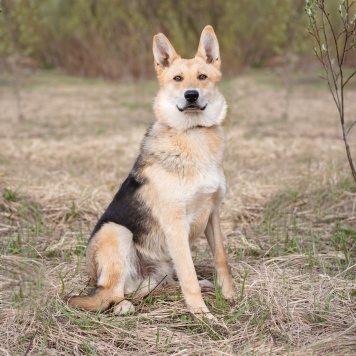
[153,33,180,74]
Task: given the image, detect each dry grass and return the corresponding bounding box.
[0,69,355,355]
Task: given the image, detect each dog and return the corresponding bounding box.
[67,25,235,319]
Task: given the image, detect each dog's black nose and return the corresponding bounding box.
[184,90,199,103]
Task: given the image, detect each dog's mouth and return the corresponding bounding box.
[177,104,207,112]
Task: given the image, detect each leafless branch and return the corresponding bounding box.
[306,0,356,181]
[343,69,356,88]
[347,120,356,135]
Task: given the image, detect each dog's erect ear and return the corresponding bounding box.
[196,26,220,69]
[153,33,180,73]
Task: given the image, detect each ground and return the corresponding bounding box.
[0,68,355,355]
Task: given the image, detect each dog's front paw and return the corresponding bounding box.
[114,300,135,315]
[222,286,235,300]
[192,309,218,323]
[221,280,236,302]
[188,304,217,322]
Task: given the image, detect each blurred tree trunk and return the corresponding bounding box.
[2,0,24,121]
[283,0,306,120]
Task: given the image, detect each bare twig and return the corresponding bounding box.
[306,0,356,181]
[347,120,356,134]
[343,69,356,88]
[24,330,37,356]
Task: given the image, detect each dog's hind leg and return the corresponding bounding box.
[68,223,138,314]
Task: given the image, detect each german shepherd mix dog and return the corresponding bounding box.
[67,26,235,319]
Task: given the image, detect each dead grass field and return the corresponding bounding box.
[0,69,355,355]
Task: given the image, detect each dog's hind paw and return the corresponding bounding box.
[198,279,214,289]
[114,300,135,315]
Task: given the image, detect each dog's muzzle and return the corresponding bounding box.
[177,104,207,112]
[176,90,207,112]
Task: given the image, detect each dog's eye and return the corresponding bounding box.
[198,74,207,80]
[173,75,183,82]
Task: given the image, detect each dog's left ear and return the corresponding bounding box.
[196,26,220,70]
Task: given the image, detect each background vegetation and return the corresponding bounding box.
[0,0,320,78]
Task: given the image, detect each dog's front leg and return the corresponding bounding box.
[205,208,235,300]
[162,217,214,319]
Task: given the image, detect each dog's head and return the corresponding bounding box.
[153,26,227,131]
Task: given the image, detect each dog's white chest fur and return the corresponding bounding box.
[148,125,225,199]
[196,163,225,194]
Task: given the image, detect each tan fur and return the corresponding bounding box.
[68,223,139,312]
[66,287,122,312]
[67,26,235,319]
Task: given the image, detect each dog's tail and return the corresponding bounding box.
[66,287,122,312]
